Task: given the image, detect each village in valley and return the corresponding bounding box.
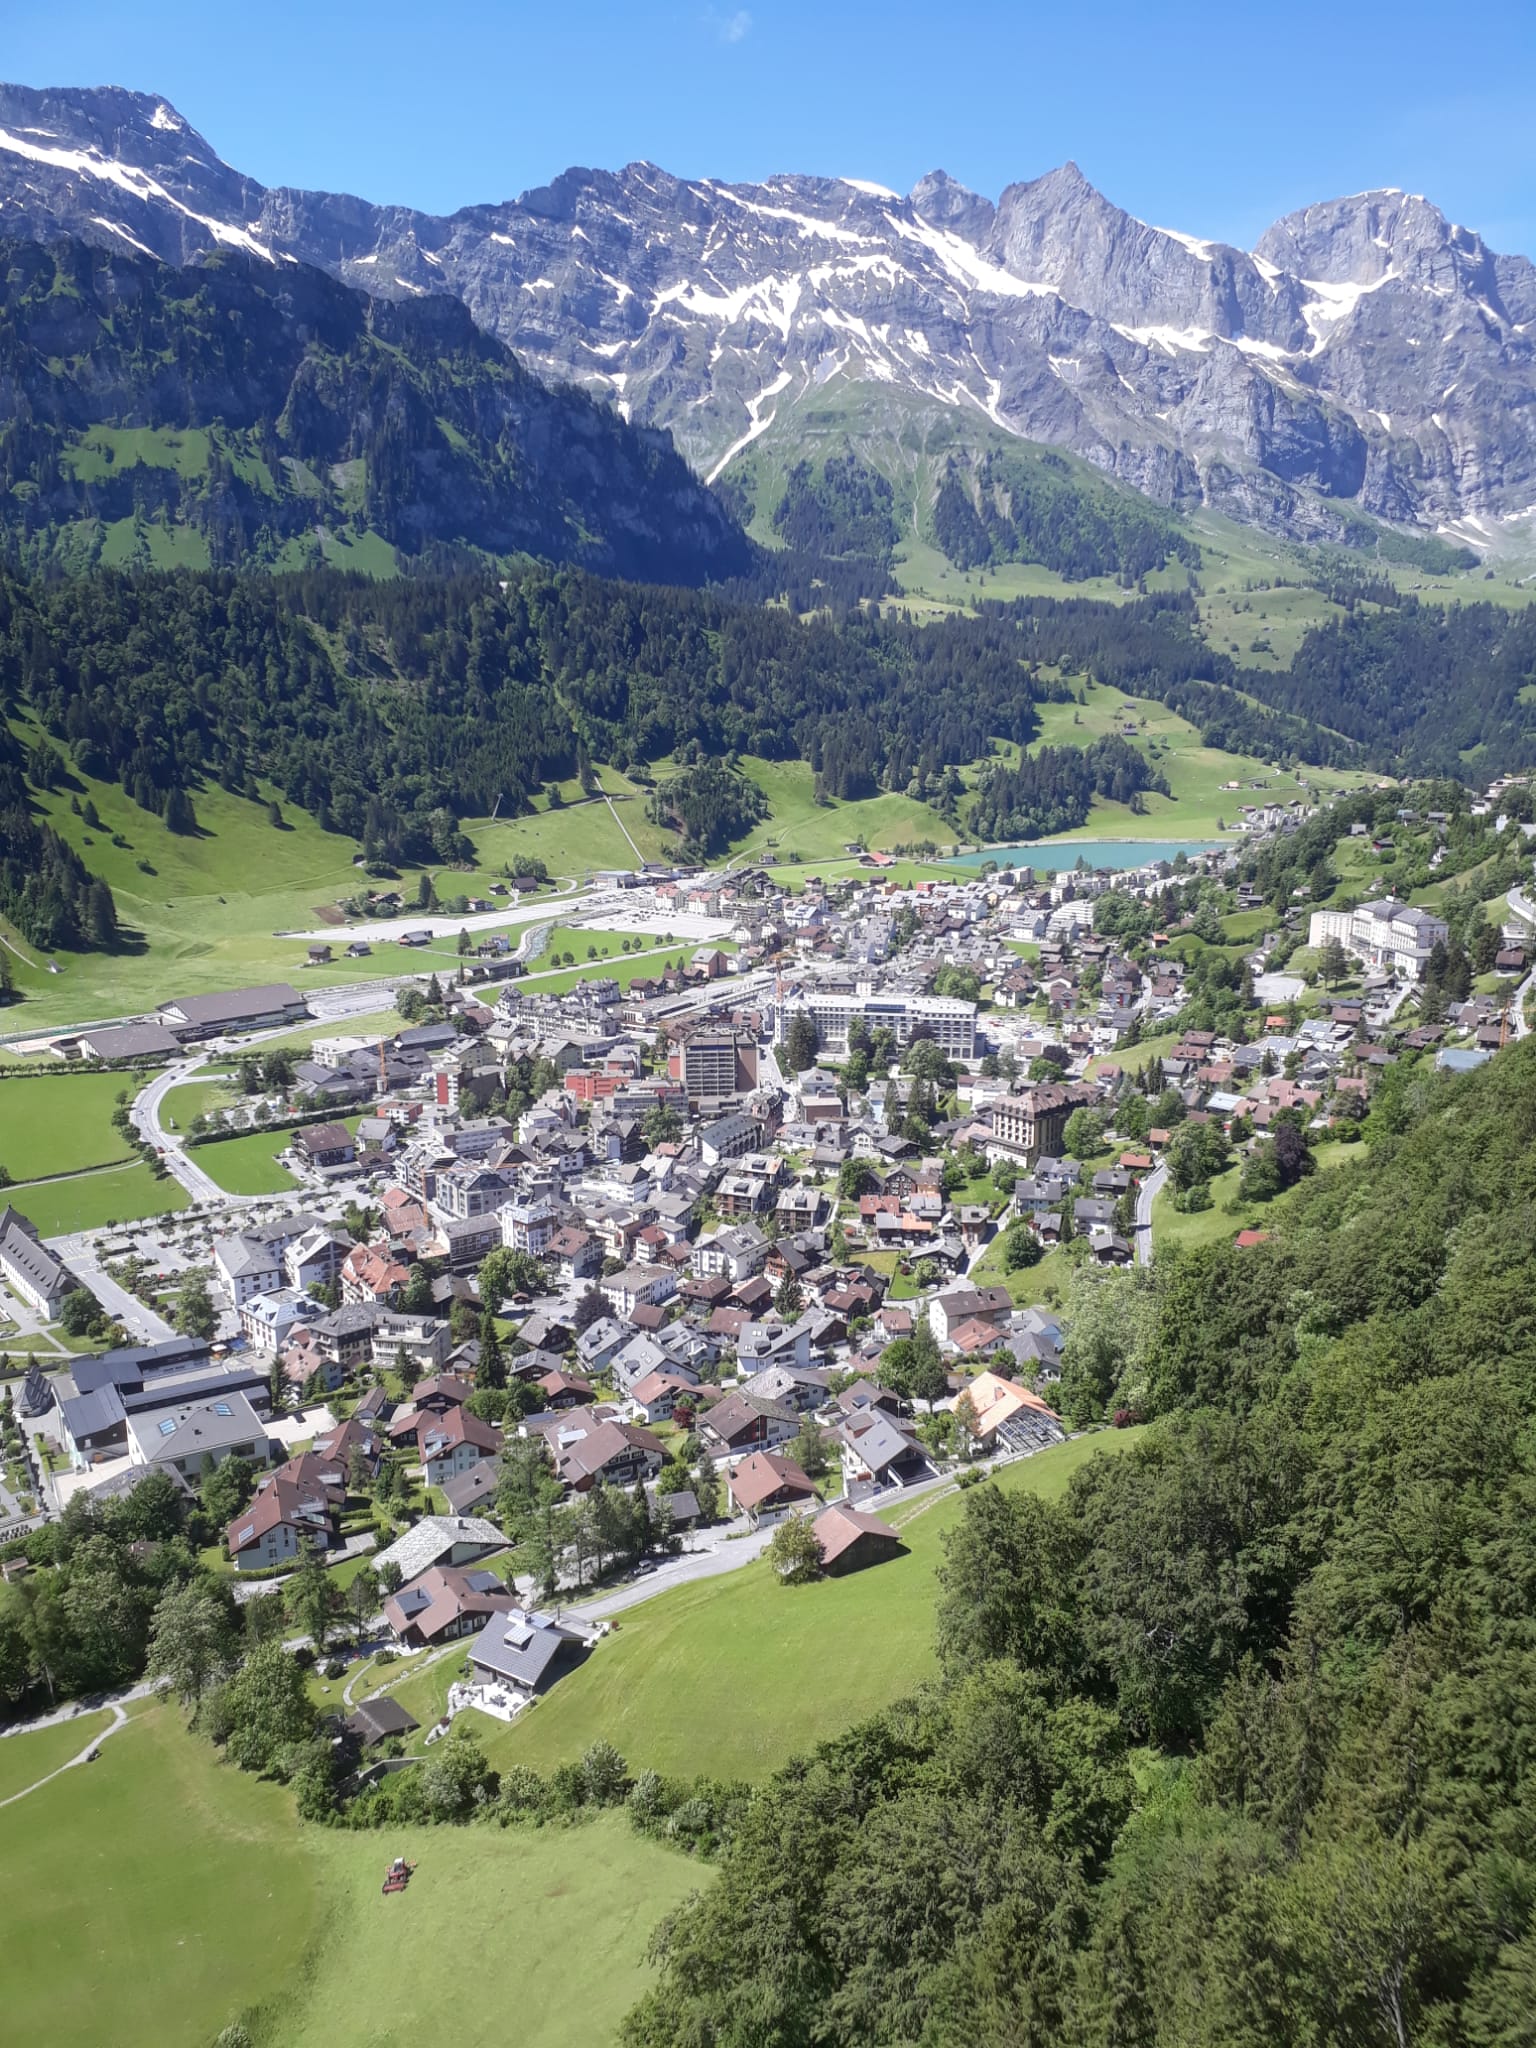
[1,765,1533,1783]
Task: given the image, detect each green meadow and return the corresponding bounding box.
[0,1702,697,2048]
[0,1071,144,1181]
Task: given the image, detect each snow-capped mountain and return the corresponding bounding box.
[2,81,1533,547]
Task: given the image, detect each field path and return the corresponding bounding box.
[0,1702,129,1808]
[603,792,647,866]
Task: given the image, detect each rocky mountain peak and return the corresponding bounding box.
[0,80,1531,550]
[1258,188,1460,284]
[908,169,995,242]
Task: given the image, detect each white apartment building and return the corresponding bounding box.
[1308,898,1449,982]
[780,989,976,1060]
[500,1197,557,1255]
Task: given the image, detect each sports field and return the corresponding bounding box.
[0,1702,699,2048]
[2,1161,190,1237]
[0,1071,143,1181]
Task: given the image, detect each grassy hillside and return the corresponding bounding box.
[987,680,1374,841]
[0,1701,698,2048]
[729,756,958,862]
[0,744,684,1029]
[424,1433,1141,1784]
[717,373,1521,643]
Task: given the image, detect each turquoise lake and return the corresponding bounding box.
[946,838,1225,873]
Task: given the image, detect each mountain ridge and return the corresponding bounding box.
[0,82,1533,556]
[0,231,750,581]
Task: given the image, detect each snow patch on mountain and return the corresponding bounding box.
[1,83,1533,543]
[0,125,274,260]
[706,369,795,482]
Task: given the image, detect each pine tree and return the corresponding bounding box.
[478,1310,506,1390]
[86,879,117,948]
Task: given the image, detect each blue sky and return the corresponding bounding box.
[9,0,1535,255]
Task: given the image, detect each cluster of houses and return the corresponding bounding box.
[21,816,1534,1729]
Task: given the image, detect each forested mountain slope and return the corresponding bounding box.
[0,237,750,582]
[626,1036,1536,2046]
[7,552,1536,955]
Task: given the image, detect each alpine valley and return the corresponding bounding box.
[1,80,1534,560]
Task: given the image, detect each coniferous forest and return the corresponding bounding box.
[933,447,1203,583]
[6,551,1536,954]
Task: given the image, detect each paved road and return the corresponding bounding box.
[571,1525,777,1620]
[603,794,647,867]
[565,1443,1071,1623]
[1512,971,1534,1041]
[1134,1161,1168,1267]
[280,887,620,948]
[0,1682,154,1744]
[131,1057,243,1206]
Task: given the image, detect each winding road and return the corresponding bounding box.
[130,1057,247,1206]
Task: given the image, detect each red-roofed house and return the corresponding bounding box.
[418,1405,500,1487]
[342,1241,409,1306]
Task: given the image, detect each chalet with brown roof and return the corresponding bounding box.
[814,1502,902,1575]
[835,1378,904,1418]
[388,1375,473,1450]
[629,1369,697,1423]
[553,1418,666,1491]
[382,1564,516,1649]
[293,1120,356,1169]
[226,1474,337,1573]
[947,1316,1012,1357]
[545,1226,602,1283]
[696,1390,800,1459]
[537,1370,596,1410]
[727,1451,818,1526]
[928,1282,1013,1348]
[419,1406,501,1488]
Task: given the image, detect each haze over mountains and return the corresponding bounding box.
[0,81,1534,553]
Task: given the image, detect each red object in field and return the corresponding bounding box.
[382,1857,417,1895]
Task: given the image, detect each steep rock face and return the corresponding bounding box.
[0,235,750,580]
[0,81,1533,545]
[986,162,1308,350]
